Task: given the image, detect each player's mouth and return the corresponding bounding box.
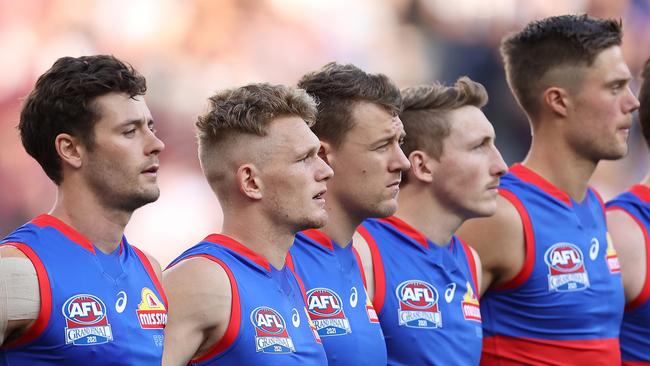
[141,165,159,177]
[313,189,327,201]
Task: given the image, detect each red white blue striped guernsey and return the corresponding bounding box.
[0,214,167,366]
[479,164,624,365]
[357,216,482,366]
[166,234,327,366]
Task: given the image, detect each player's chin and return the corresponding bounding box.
[298,211,329,231]
[370,199,398,219]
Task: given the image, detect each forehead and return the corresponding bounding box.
[266,115,320,151]
[583,45,631,82]
[347,101,403,138]
[445,106,494,142]
[93,93,151,127]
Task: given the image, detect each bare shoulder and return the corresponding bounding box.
[457,194,524,292]
[163,256,232,366]
[140,250,163,281]
[606,208,646,302]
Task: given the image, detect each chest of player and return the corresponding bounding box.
[3,240,166,365]
[192,247,327,366]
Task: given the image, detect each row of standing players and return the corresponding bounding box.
[1,13,649,366]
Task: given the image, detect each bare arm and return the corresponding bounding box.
[142,251,163,282]
[0,246,39,345]
[469,246,483,294]
[352,231,375,300]
[607,208,646,303]
[162,257,232,366]
[456,195,525,295]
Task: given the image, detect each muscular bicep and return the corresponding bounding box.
[162,257,232,366]
[607,208,646,303]
[457,195,525,295]
[352,231,375,300]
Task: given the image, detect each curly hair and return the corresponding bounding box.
[297,62,402,147]
[20,54,146,184]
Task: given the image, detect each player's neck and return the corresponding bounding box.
[221,215,295,270]
[50,184,131,254]
[318,199,361,248]
[523,135,597,202]
[641,173,650,188]
[395,185,459,246]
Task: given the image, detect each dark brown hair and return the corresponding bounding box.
[297,62,402,147]
[20,55,146,184]
[501,14,622,119]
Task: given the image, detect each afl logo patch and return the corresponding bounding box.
[250,306,295,353]
[544,242,590,292]
[62,294,113,345]
[395,280,442,328]
[306,288,351,337]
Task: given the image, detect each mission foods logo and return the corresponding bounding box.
[250,306,295,353]
[396,280,442,328]
[605,233,621,273]
[545,242,590,292]
[306,288,352,337]
[62,294,113,345]
[136,287,167,329]
[461,282,481,322]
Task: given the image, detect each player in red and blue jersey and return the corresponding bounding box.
[457,15,639,365]
[162,84,332,366]
[607,57,650,366]
[1,55,167,365]
[355,77,507,365]
[287,63,410,366]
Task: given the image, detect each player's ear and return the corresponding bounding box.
[237,164,263,200]
[543,87,569,118]
[409,150,434,183]
[55,133,83,169]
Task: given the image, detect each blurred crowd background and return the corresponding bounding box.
[1,0,650,265]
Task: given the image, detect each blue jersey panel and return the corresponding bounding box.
[607,185,650,364]
[358,216,482,366]
[167,234,327,366]
[289,229,387,366]
[0,215,167,366]
[480,164,623,365]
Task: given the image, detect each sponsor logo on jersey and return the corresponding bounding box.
[365,296,379,323]
[62,294,113,345]
[605,233,621,273]
[250,306,295,353]
[304,307,322,344]
[306,287,351,336]
[544,242,590,292]
[136,287,167,329]
[396,280,442,328]
[461,282,481,322]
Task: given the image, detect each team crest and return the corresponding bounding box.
[62,294,113,345]
[396,280,442,328]
[461,282,481,322]
[605,233,621,273]
[544,242,590,292]
[250,306,295,353]
[136,288,167,329]
[306,288,352,336]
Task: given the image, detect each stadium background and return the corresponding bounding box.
[1,0,649,266]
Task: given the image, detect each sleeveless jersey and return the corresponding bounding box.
[607,184,650,365]
[357,216,482,366]
[480,164,624,365]
[0,214,167,366]
[287,229,386,366]
[167,234,327,365]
